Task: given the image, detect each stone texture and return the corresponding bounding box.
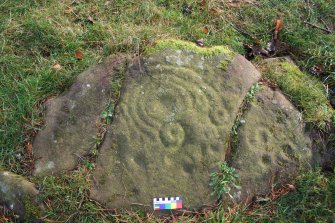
[0,171,40,221]
[33,55,127,175]
[90,48,261,209]
[230,86,312,203]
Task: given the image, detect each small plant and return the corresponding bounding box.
[245,83,261,103]
[82,159,95,171]
[100,104,114,125]
[209,162,240,202]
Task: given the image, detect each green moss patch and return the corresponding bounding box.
[148,39,235,57]
[259,58,334,127]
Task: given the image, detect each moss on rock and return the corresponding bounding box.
[147,39,235,58]
[258,57,334,127]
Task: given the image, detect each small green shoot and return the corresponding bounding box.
[100,104,114,125]
[245,83,261,103]
[210,162,240,202]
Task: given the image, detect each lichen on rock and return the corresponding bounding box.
[90,42,261,209]
[229,86,312,203]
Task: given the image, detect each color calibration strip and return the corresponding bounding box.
[153,197,182,210]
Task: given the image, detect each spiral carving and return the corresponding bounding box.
[117,63,229,156]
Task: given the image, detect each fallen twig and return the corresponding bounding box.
[304,21,333,33]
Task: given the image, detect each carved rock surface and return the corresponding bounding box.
[230,86,312,203]
[32,41,315,212]
[90,48,261,209]
[33,55,127,175]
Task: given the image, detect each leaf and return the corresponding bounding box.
[210,7,222,16]
[52,63,62,70]
[275,19,284,31]
[200,0,206,7]
[202,26,209,34]
[100,111,108,119]
[26,142,33,156]
[75,50,84,59]
[287,184,296,191]
[87,15,94,24]
[266,19,284,54]
[310,64,324,75]
[64,7,73,14]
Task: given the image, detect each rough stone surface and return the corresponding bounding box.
[33,55,127,175]
[90,48,261,209]
[230,86,312,203]
[0,171,40,221]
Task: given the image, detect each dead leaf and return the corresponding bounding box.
[26,142,33,156]
[202,26,209,35]
[75,50,84,59]
[210,7,222,16]
[287,184,296,191]
[195,38,204,47]
[310,64,324,75]
[266,19,284,54]
[52,63,62,70]
[200,0,206,7]
[275,19,284,32]
[87,15,94,24]
[65,7,74,14]
[259,77,277,89]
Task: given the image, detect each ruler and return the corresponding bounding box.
[153,197,183,210]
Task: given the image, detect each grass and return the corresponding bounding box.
[0,0,334,222]
[224,0,335,79]
[242,169,335,223]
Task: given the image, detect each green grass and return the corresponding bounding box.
[224,0,335,79]
[0,0,335,222]
[242,169,335,223]
[31,168,335,222]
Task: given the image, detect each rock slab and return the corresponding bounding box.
[0,171,40,221]
[33,55,127,175]
[230,86,312,203]
[90,47,261,209]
